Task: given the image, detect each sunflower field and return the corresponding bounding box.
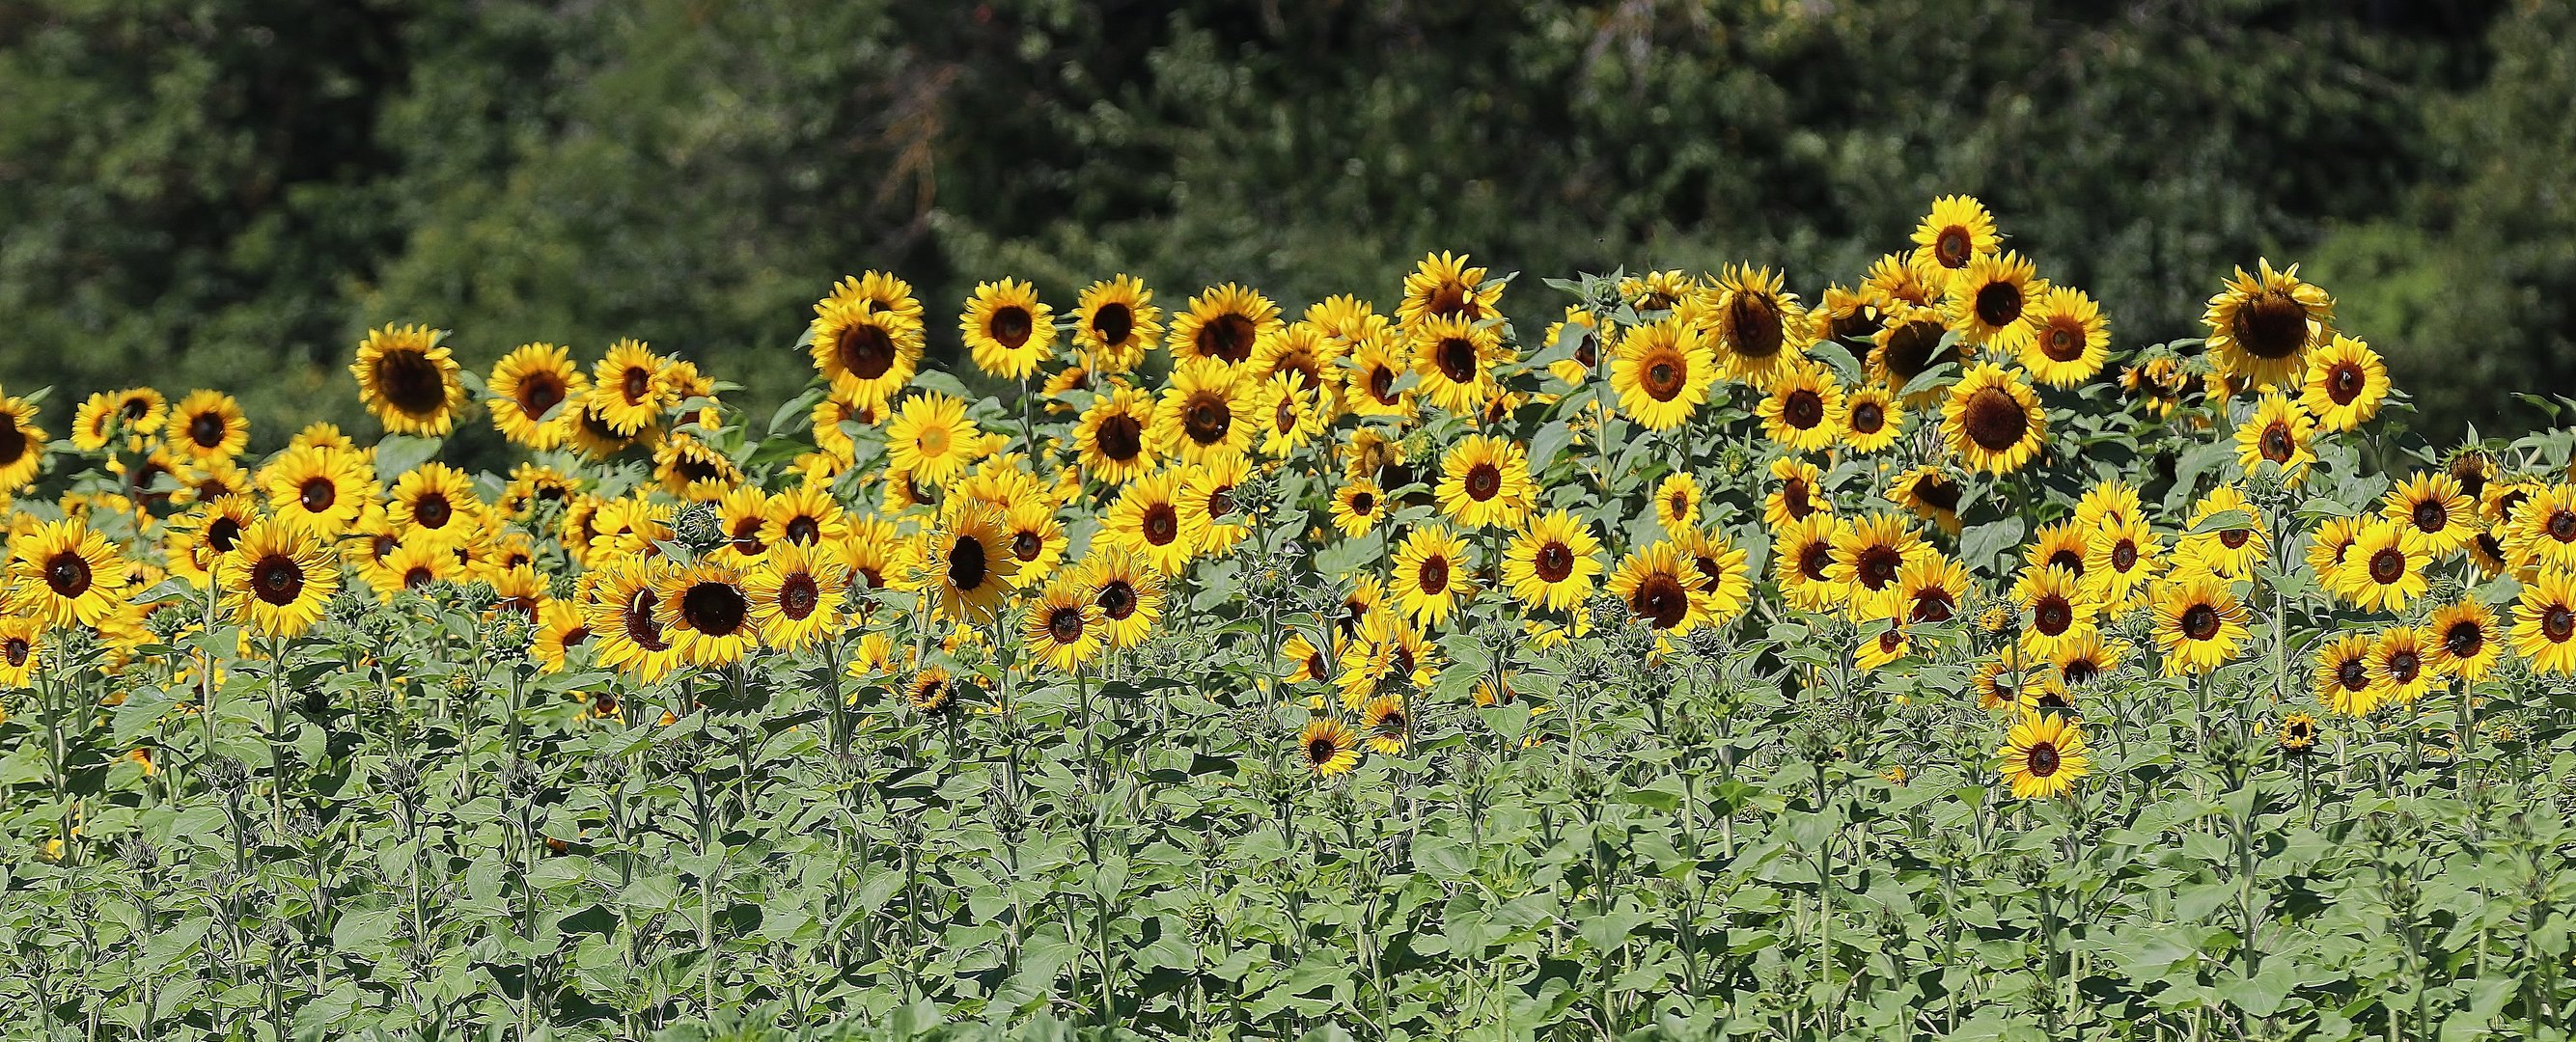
[6,196,2576,1040]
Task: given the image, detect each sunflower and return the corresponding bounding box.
[6,519,127,627]
[1103,469,1201,576]
[2504,484,2576,573]
[904,666,959,716]
[1757,362,1843,452]
[920,504,1020,623]
[1609,540,1707,633]
[0,394,47,496]
[1609,316,1716,431]
[1678,528,1754,624]
[1878,552,1959,626]
[1910,195,2001,284]
[756,483,845,551]
[169,494,262,585]
[1828,513,1926,617]
[376,538,465,598]
[1773,514,1846,614]
[578,339,672,438]
[71,388,165,451]
[959,278,1056,380]
[835,516,916,595]
[566,394,651,458]
[344,324,464,435]
[1068,275,1164,374]
[1503,509,1602,612]
[2381,472,2477,556]
[1656,472,1703,533]
[1392,525,1475,628]
[1330,478,1385,538]
[1083,547,1166,649]
[1171,283,1283,367]
[1999,711,2091,800]
[2014,564,2097,661]
[2050,628,2123,688]
[166,390,251,464]
[809,298,924,406]
[2333,521,2430,613]
[1282,630,1332,686]
[2423,599,2501,681]
[1255,371,1325,458]
[1941,363,2045,475]
[485,563,550,619]
[818,270,927,326]
[208,515,338,638]
[2203,259,2334,389]
[1889,465,1964,536]
[1838,385,1903,454]
[1399,252,1505,330]
[886,392,988,488]
[386,463,481,548]
[2275,713,2320,755]
[1869,305,1965,404]
[742,540,846,653]
[1703,262,1812,386]
[1360,694,1413,754]
[1858,621,1917,672]
[0,616,41,689]
[1765,457,1829,531]
[2017,286,2109,388]
[2298,335,2388,433]
[2178,485,2269,579]
[1863,253,1946,314]
[1297,718,1363,778]
[1016,576,1102,673]
[1620,269,1697,313]
[484,344,584,450]
[651,562,759,668]
[1343,328,1417,421]
[1542,305,1613,386]
[1433,434,1535,531]
[1061,385,1153,487]
[2367,626,2438,708]
[2017,522,2087,581]
[2150,576,2248,676]
[2233,391,2316,486]
[2083,515,2162,608]
[1410,314,1509,418]
[1151,357,1254,466]
[1942,251,2047,358]
[2306,633,2376,716]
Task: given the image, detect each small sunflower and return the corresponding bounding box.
[1342,328,1417,421]
[1297,718,1363,778]
[2368,626,2438,708]
[1021,576,1103,673]
[2017,286,2109,388]
[2015,564,2098,662]
[1170,283,1283,367]
[809,300,923,406]
[1838,385,1903,453]
[2149,575,2249,676]
[1608,316,1717,432]
[1074,275,1163,374]
[906,666,959,716]
[2504,484,2576,573]
[1503,509,1603,612]
[388,463,483,548]
[2381,472,2477,556]
[920,504,1020,623]
[0,394,47,496]
[1773,514,1847,614]
[351,324,469,435]
[2298,335,2389,432]
[2233,391,2316,487]
[2312,633,2377,716]
[961,278,1056,380]
[485,344,586,450]
[1757,362,1843,452]
[1941,362,2045,475]
[1151,357,1254,466]
[1944,251,2048,359]
[1255,370,1326,458]
[2510,568,2576,675]
[169,390,251,463]
[2203,259,2334,389]
[1910,195,2002,283]
[1677,528,1754,625]
[1331,478,1385,538]
[0,617,42,689]
[2427,599,2501,681]
[1083,547,1166,650]
[1868,304,1965,404]
[1889,465,1964,537]
[7,518,129,626]
[1392,525,1476,628]
[1410,314,1509,418]
[2275,714,2320,755]
[1766,457,1829,531]
[1434,434,1535,531]
[1864,253,1946,312]
[762,482,849,550]
[744,540,847,653]
[1656,472,1703,533]
[1360,694,1413,754]
[1827,513,1926,617]
[2050,628,2123,688]
[587,340,674,437]
[1998,711,2091,800]
[2177,485,2270,579]
[1103,469,1201,576]
[1001,499,1069,589]
[1399,252,1505,330]
[887,392,988,487]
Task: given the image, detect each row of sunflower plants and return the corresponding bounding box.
[6,197,2576,1040]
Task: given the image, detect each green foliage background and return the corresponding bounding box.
[3,0,2567,446]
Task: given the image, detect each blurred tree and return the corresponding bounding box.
[0,0,2538,460]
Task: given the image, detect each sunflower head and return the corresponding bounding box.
[351,324,468,435]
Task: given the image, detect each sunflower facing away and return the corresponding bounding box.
[1999,711,2091,800]
[1610,316,1717,431]
[350,324,469,435]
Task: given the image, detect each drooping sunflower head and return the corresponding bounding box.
[351,324,468,435]
[2203,259,2334,388]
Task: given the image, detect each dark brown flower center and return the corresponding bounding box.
[2387,649,2420,683]
[1435,337,1480,385]
[1184,393,1231,447]
[1097,580,1138,620]
[1464,462,1502,502]
[2220,528,2252,550]
[1644,357,1684,400]
[1417,556,1450,595]
[1729,294,1783,359]
[251,554,304,606]
[1047,606,1085,644]
[1534,541,1574,583]
[1961,387,2029,452]
[2410,499,2447,534]
[1797,541,1834,583]
[1934,227,1973,268]
[1306,737,1337,765]
[778,572,819,620]
[2026,741,2060,777]
[2326,363,2364,405]
[44,551,93,598]
[2368,548,2404,585]
[2234,288,2311,361]
[1850,400,1886,434]
[1879,319,1952,384]
[946,537,988,592]
[208,516,244,554]
[623,591,669,651]
[1143,505,1180,547]
[1630,573,1690,629]
[300,476,338,513]
[838,321,896,380]
[2444,619,2483,659]
[2548,509,2576,542]
[2040,319,2085,363]
[1096,413,1144,462]
[2260,424,2294,463]
[988,306,1034,350]
[2,637,28,667]
[378,349,450,414]
[2338,657,2369,691]
[730,519,765,557]
[1857,546,1902,590]
[1367,366,1399,405]
[188,410,229,448]
[1350,491,1376,517]
[2545,606,2575,643]
[1911,587,1954,623]
[2047,548,2084,574]
[2111,541,2138,572]
[415,493,453,530]
[1782,479,1814,520]
[785,516,820,545]
[682,582,749,636]
[1201,313,1257,363]
[2035,597,2072,636]
[0,413,25,463]
[1092,303,1134,347]
[2180,604,2220,642]
[1973,280,2024,330]
[1783,389,1824,429]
